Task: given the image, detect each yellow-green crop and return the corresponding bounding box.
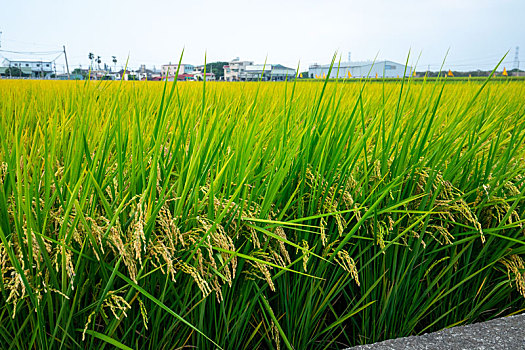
[0,74,524,349]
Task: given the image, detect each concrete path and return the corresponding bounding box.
[347,313,525,350]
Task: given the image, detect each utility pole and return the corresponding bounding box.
[63,45,70,79]
[0,31,2,48]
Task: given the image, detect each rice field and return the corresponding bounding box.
[1,74,525,349]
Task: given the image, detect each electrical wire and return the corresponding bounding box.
[0,49,63,55]
[50,52,64,62]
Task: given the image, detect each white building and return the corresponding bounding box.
[223,58,253,81]
[2,58,54,78]
[309,60,412,79]
[134,64,161,80]
[161,63,195,78]
[192,71,216,81]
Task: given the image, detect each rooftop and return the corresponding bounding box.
[3,58,54,63]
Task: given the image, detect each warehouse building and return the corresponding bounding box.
[309,60,412,79]
[241,64,296,81]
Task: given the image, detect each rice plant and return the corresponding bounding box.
[0,69,524,349]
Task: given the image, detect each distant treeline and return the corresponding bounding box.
[420,68,523,77]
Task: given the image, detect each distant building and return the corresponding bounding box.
[56,73,84,80]
[178,73,196,81]
[115,69,135,80]
[223,58,253,81]
[161,71,216,82]
[1,58,54,78]
[161,63,195,78]
[242,64,296,81]
[188,65,214,80]
[511,69,523,77]
[192,71,216,81]
[135,65,158,80]
[309,60,412,79]
[223,58,296,81]
[85,69,114,80]
[70,68,111,80]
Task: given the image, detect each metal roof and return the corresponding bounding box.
[3,58,54,63]
[272,64,294,70]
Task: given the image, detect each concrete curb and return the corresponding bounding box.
[346,313,525,350]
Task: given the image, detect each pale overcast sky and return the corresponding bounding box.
[0,0,523,72]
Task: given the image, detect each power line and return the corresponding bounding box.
[0,49,63,55]
[50,52,65,62]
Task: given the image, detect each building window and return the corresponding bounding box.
[385,65,396,70]
[37,64,41,67]
[26,64,29,67]
[46,64,50,67]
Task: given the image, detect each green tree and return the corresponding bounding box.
[72,68,88,79]
[88,52,94,70]
[5,67,29,77]
[205,61,229,79]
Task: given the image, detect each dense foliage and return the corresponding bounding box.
[0,74,524,349]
